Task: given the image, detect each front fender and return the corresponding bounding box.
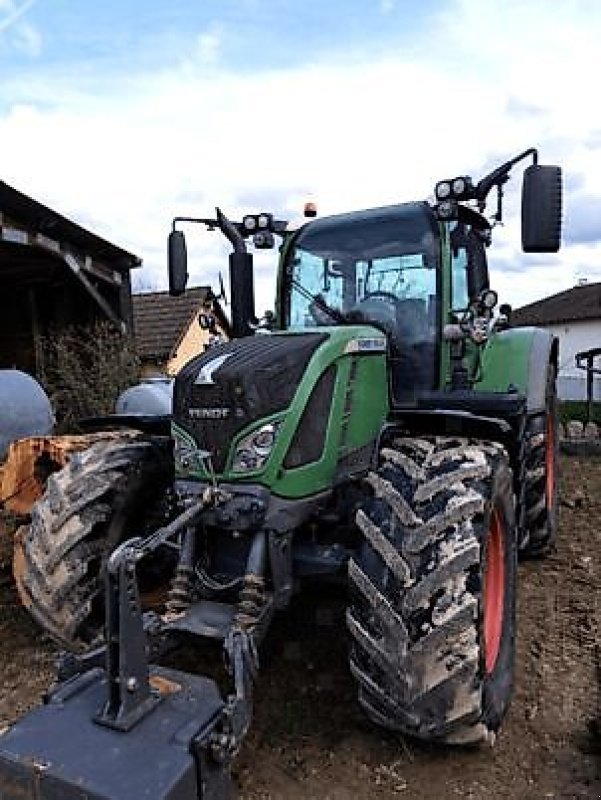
[475,326,558,413]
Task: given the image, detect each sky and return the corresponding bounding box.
[1,0,600,314]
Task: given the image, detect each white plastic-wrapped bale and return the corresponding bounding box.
[0,370,54,459]
[115,375,173,416]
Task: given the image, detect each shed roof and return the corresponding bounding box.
[133,287,229,360]
[512,282,601,327]
[0,180,140,268]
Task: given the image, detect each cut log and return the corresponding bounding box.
[0,431,139,516]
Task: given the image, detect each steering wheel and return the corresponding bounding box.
[348,292,400,340]
[362,290,401,305]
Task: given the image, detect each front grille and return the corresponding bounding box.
[184,384,240,471]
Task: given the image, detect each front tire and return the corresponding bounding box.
[347,436,517,744]
[13,434,172,651]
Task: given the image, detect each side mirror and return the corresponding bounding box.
[168,230,188,296]
[521,165,562,253]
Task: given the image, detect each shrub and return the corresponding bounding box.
[40,322,139,432]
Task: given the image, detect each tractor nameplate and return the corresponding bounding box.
[189,407,231,419]
[344,337,387,353]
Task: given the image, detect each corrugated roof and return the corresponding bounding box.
[133,287,229,360]
[512,282,601,326]
[0,180,140,268]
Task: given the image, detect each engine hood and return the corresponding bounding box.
[173,332,329,471]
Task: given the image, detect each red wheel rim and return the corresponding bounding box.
[483,508,505,675]
[545,413,556,509]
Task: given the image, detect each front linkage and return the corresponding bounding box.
[0,488,269,800]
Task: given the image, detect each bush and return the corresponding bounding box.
[40,322,139,432]
[558,400,601,425]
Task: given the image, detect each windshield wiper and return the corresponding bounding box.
[291,279,348,324]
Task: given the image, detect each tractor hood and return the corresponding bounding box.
[173,332,329,472]
[173,326,389,495]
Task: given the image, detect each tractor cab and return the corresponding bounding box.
[279,201,442,404]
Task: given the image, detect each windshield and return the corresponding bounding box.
[283,202,440,335]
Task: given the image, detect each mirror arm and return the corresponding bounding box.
[475,147,538,205]
[216,208,247,254]
[172,215,218,231]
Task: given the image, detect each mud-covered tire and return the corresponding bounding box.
[347,436,517,745]
[518,365,558,558]
[14,433,173,651]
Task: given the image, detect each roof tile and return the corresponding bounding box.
[133,287,214,360]
[512,282,601,326]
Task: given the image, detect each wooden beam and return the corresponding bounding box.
[1,226,28,245]
[1,223,123,289]
[28,286,43,376]
[81,255,123,287]
[35,232,61,253]
[64,253,126,332]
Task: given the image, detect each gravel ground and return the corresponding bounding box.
[1,456,600,799]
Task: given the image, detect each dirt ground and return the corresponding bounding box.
[1,456,600,799]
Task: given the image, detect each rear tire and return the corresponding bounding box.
[348,436,517,744]
[519,365,558,558]
[13,434,172,651]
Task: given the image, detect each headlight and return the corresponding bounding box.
[231,421,282,473]
[243,215,257,231]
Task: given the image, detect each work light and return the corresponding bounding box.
[435,181,452,200]
[436,199,459,219]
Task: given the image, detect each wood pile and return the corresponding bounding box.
[0,432,133,516]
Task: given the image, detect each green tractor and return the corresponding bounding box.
[0,148,561,799]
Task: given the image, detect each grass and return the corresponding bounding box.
[558,401,601,425]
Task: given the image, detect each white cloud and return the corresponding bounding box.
[0,0,599,313]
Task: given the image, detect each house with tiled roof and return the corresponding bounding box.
[512,282,601,401]
[133,286,230,376]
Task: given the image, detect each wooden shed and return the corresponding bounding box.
[0,180,140,377]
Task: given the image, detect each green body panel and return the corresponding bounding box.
[173,326,389,499]
[473,327,537,395]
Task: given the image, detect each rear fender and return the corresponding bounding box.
[378,411,515,460]
[475,327,558,414]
